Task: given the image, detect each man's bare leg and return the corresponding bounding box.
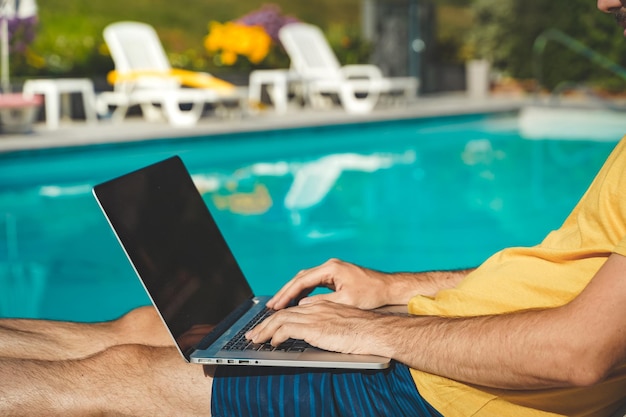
[0,306,172,360]
[0,344,215,417]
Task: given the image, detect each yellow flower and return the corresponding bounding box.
[220,50,238,65]
[204,21,224,52]
[204,21,272,66]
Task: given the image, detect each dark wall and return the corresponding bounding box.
[366,0,463,94]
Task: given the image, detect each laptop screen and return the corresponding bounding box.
[93,156,254,348]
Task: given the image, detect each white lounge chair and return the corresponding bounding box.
[98,21,244,127]
[277,22,418,114]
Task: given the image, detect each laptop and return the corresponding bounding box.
[92,156,390,369]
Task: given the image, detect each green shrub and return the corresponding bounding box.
[17,0,623,95]
[10,0,365,84]
[465,0,626,92]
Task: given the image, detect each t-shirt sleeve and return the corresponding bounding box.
[614,235,626,257]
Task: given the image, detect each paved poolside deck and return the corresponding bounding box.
[0,93,530,154]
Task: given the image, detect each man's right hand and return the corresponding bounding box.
[266,258,393,311]
[267,258,473,311]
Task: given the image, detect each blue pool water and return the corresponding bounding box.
[0,113,619,322]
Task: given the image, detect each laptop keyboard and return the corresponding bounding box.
[221,307,312,353]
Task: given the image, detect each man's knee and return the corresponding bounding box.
[94,343,177,369]
[117,305,159,325]
[112,306,171,346]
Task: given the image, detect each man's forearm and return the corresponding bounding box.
[369,299,623,390]
[385,268,474,303]
[370,309,573,389]
[375,254,626,390]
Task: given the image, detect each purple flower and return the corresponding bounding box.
[235,3,298,43]
[1,15,38,53]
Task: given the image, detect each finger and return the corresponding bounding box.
[271,258,351,308]
[266,275,308,310]
[269,322,307,347]
[267,266,335,310]
[298,292,340,306]
[245,310,290,342]
[246,308,310,344]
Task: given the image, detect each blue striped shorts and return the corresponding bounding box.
[211,361,442,417]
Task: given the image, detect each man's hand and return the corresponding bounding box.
[267,258,473,312]
[246,300,390,356]
[266,258,393,311]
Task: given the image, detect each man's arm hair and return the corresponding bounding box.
[370,254,626,389]
[385,268,475,303]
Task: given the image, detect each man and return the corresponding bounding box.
[2,1,626,415]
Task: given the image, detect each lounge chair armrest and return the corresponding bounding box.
[340,65,383,80]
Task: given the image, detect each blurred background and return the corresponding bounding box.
[10,0,626,98]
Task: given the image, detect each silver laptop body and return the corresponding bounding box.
[92,156,390,369]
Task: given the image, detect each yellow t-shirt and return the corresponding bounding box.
[408,137,626,417]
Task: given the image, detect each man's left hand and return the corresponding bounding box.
[245,301,387,356]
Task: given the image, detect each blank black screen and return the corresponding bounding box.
[93,156,254,347]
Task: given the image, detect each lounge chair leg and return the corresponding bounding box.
[110,105,129,123]
[338,84,379,114]
[161,100,203,127]
[139,103,166,122]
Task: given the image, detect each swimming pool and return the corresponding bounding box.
[0,112,619,322]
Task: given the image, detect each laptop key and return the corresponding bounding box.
[247,343,264,351]
[220,309,313,353]
[288,341,310,352]
[288,347,307,352]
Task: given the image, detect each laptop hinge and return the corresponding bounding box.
[188,298,256,355]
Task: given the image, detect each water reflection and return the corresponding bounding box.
[0,214,47,317]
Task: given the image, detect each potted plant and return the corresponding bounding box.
[461,0,513,98]
[0,0,41,133]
